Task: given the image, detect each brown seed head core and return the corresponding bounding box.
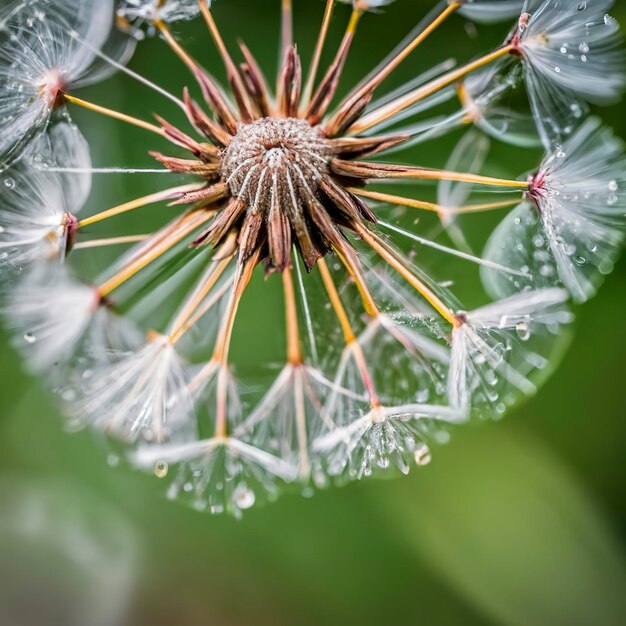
[222,117,331,212]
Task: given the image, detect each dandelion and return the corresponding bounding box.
[0,0,624,515]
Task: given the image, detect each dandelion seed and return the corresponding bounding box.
[482,118,626,302]
[0,0,128,167]
[132,436,297,517]
[0,120,89,272]
[448,288,572,414]
[73,335,196,443]
[2,263,100,373]
[313,403,463,479]
[511,0,626,145]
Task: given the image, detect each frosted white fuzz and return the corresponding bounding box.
[0,120,90,272]
[459,0,527,24]
[234,364,335,480]
[0,0,116,166]
[75,336,195,444]
[2,263,99,373]
[118,0,213,25]
[515,0,626,145]
[313,404,463,479]
[483,118,626,303]
[132,437,298,516]
[448,288,572,414]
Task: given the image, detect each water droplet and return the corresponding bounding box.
[416,389,430,403]
[414,444,432,467]
[485,369,498,386]
[3,177,15,189]
[377,456,390,469]
[608,180,618,192]
[61,388,77,402]
[577,1,587,10]
[232,484,256,509]
[23,332,36,343]
[154,461,169,478]
[516,321,531,341]
[107,454,120,467]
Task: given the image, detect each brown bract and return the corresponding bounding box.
[150,36,409,274]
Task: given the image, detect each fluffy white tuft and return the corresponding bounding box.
[2,263,99,373]
[482,118,626,302]
[448,288,572,414]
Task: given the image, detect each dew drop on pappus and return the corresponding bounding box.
[414,443,432,467]
[154,461,169,478]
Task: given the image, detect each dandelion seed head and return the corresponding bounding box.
[0,0,624,515]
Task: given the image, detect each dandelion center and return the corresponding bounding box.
[223,117,330,204]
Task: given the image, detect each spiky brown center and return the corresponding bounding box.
[223,117,331,205]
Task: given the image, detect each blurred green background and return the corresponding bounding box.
[1,1,625,624]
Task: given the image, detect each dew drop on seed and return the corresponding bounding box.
[154,461,169,478]
[608,180,618,192]
[61,388,77,402]
[107,454,120,467]
[414,443,432,467]
[232,484,256,510]
[516,321,531,341]
[23,332,36,343]
[3,177,15,189]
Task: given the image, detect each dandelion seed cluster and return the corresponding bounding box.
[0,0,624,516]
